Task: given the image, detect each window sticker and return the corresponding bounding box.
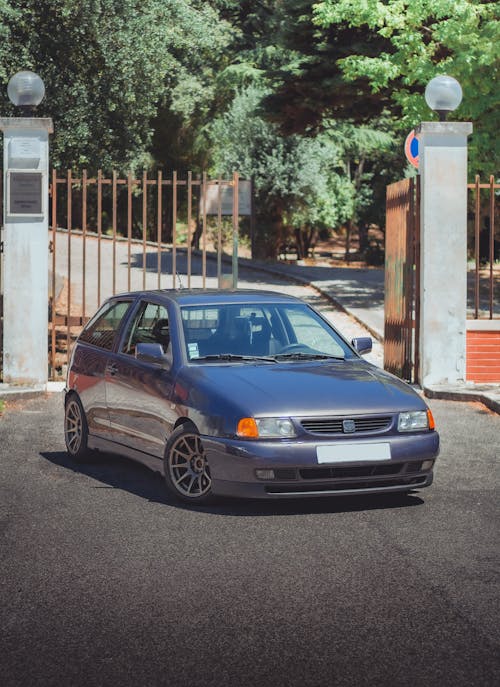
[188,343,200,359]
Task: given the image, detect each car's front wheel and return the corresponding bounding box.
[64,394,94,462]
[164,425,214,504]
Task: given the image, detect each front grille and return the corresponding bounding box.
[299,464,402,480]
[300,416,392,435]
[274,468,297,480]
[265,476,427,494]
[264,463,424,484]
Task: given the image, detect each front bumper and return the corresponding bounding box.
[203,432,439,499]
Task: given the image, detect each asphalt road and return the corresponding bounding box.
[1,394,499,687]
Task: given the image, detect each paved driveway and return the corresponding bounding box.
[0,393,499,687]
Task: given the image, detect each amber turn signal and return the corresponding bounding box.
[237,417,259,438]
[427,409,436,431]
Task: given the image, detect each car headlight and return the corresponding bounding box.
[237,417,297,438]
[398,409,435,432]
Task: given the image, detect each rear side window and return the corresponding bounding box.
[79,301,132,350]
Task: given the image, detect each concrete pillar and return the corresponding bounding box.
[0,117,53,386]
[417,121,472,387]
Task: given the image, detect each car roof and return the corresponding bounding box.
[111,289,303,307]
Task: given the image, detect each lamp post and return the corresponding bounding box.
[416,76,472,389]
[0,71,53,387]
[7,70,46,115]
[424,75,463,122]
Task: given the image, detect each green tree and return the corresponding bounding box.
[207,2,401,258]
[325,120,396,259]
[150,1,234,171]
[211,0,404,253]
[260,0,393,134]
[210,85,347,258]
[0,0,231,171]
[314,0,500,175]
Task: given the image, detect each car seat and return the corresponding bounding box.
[151,318,170,352]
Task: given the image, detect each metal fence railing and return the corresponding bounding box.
[48,169,241,379]
[468,175,499,320]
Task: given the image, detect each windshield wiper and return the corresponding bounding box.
[193,354,277,363]
[274,352,345,361]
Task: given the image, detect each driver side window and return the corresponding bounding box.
[121,302,170,356]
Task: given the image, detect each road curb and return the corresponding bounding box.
[0,382,65,401]
[424,385,500,415]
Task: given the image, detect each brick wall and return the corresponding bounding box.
[466,322,500,383]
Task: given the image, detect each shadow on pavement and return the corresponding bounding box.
[41,450,425,516]
[129,249,389,314]
[41,450,170,505]
[129,250,300,288]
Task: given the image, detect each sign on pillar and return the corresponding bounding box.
[0,116,53,385]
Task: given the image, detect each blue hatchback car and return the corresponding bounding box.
[64,289,439,504]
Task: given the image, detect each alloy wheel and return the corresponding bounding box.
[65,399,83,455]
[168,432,211,498]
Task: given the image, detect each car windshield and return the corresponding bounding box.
[180,302,355,362]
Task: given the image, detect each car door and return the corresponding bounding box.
[104,299,178,458]
[70,299,134,440]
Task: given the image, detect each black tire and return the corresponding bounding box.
[64,394,94,463]
[164,425,214,504]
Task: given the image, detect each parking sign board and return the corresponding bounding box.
[404,131,419,169]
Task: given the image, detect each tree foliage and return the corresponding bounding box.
[210,85,396,258]
[261,0,394,134]
[313,0,500,174]
[0,0,231,171]
[210,85,343,256]
[0,0,495,256]
[207,2,401,256]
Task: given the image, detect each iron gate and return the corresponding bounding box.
[384,177,420,383]
[48,170,241,380]
[384,174,498,383]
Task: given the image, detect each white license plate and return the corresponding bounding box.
[316,443,391,464]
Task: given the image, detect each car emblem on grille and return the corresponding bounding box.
[342,419,356,433]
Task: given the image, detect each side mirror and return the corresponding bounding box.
[351,337,372,355]
[136,343,171,369]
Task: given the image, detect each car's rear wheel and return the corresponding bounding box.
[164,425,214,504]
[64,394,94,462]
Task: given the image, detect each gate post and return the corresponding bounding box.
[0,72,53,386]
[417,120,472,387]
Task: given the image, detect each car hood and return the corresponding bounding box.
[180,359,425,416]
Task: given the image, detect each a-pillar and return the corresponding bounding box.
[0,117,53,386]
[417,121,472,388]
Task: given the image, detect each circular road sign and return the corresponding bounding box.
[404,130,419,168]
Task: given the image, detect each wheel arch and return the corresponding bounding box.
[173,416,197,433]
[64,388,81,407]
